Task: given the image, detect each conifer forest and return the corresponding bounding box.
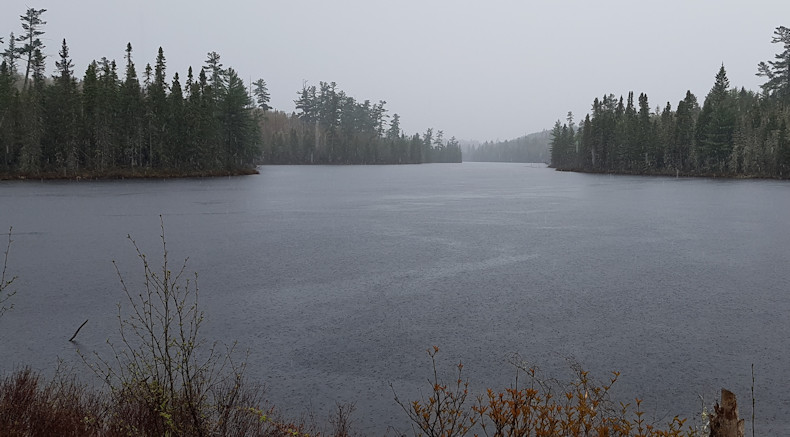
[550,26,790,179]
[0,8,460,179]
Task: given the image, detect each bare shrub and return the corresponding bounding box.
[0,227,16,318]
[87,217,264,436]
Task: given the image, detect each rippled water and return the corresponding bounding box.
[1,163,788,434]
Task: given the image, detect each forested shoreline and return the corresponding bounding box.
[0,8,460,180]
[550,26,790,179]
[259,82,462,165]
[463,130,550,163]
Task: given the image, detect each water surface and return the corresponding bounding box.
[1,163,788,434]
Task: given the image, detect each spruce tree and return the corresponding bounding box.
[44,39,79,171]
[120,43,144,167]
[697,65,735,172]
[220,68,256,169]
[147,47,168,167]
[2,33,19,77]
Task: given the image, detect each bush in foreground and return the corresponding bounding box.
[394,347,703,437]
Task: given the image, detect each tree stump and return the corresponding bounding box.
[709,389,745,437]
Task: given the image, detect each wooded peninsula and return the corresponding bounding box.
[0,8,460,180]
[550,26,790,179]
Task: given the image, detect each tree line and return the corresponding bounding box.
[550,26,790,178]
[0,8,262,177]
[0,8,459,179]
[464,130,550,163]
[260,81,461,165]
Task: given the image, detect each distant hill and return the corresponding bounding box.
[462,130,550,163]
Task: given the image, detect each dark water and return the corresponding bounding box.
[1,163,788,434]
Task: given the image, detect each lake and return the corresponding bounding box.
[1,163,788,434]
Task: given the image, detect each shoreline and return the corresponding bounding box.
[551,166,789,181]
[0,167,260,181]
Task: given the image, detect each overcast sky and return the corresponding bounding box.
[2,1,788,142]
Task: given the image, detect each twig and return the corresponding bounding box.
[752,363,755,437]
[69,319,88,342]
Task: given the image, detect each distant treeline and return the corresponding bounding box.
[463,130,550,163]
[550,26,790,179]
[0,8,459,179]
[261,81,461,165]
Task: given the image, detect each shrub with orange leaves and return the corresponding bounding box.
[392,346,476,437]
[398,348,700,437]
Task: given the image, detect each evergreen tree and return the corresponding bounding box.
[147,47,169,167]
[119,43,144,168]
[0,60,14,171]
[168,72,186,168]
[673,91,699,172]
[757,26,790,100]
[658,102,675,170]
[80,61,99,170]
[219,68,257,169]
[252,78,271,110]
[422,128,433,163]
[43,39,79,171]
[2,33,19,77]
[387,113,401,140]
[17,48,46,173]
[15,8,46,90]
[294,83,318,123]
[204,51,225,99]
[96,58,120,169]
[637,93,655,168]
[697,65,735,171]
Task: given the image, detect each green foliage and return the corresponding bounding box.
[757,26,790,100]
[261,81,459,165]
[252,79,271,111]
[552,27,790,179]
[0,7,458,176]
[16,8,47,90]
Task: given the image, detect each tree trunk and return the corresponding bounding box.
[710,389,745,437]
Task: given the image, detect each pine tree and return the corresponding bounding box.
[757,26,790,100]
[252,78,271,110]
[204,51,225,99]
[15,8,46,90]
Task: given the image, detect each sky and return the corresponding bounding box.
[2,0,789,142]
